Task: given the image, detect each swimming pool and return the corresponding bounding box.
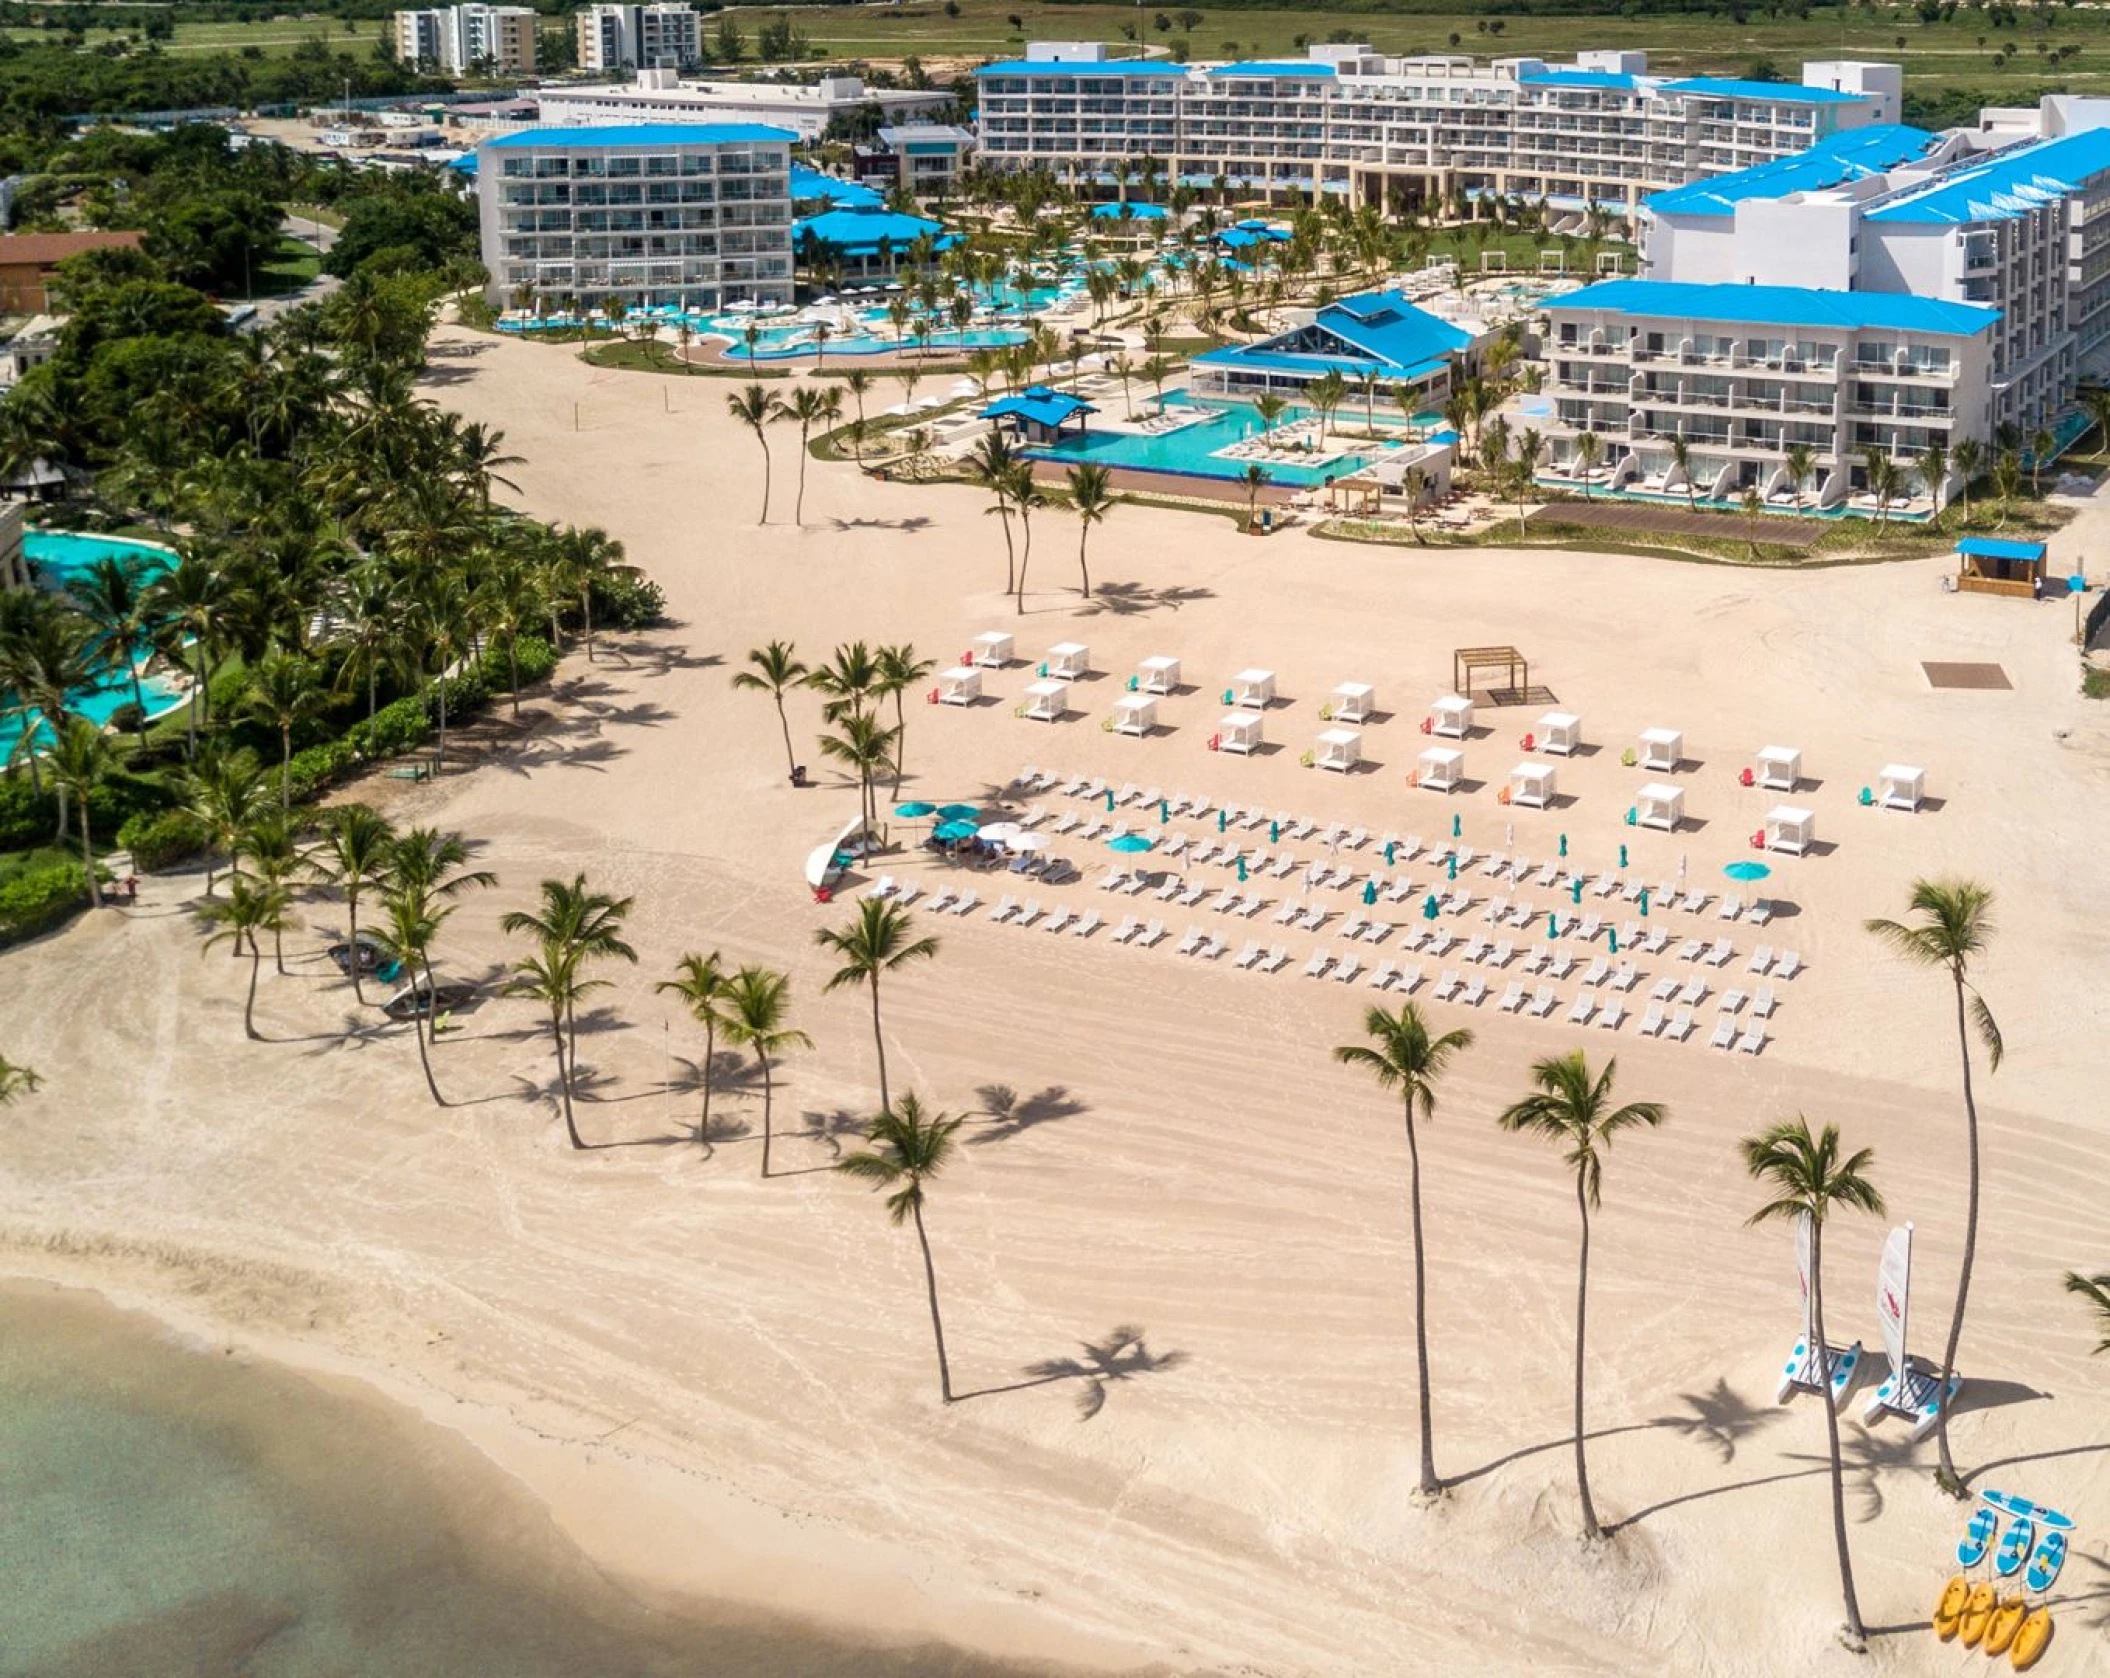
[1021,396,1439,489]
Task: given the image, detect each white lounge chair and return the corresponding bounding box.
[985,893,1015,922]
[1737,1026,1768,1055]
[1677,938,1703,963]
[1752,985,1777,1018]
[1395,963,1425,994]
[1665,1007,1695,1042]
[1578,915,1602,942]
[1719,895,1743,921]
[1332,954,1362,984]
[1775,950,1802,980]
[1044,906,1074,935]
[1237,896,1267,919]
[1488,940,1516,968]
[1110,915,1139,944]
[1705,939,1734,968]
[1341,913,1369,941]
[1303,948,1333,978]
[1459,975,1488,1006]
[1678,976,1708,1006]
[1748,944,1774,974]
[1597,997,1626,1031]
[1197,932,1225,960]
[1568,992,1596,1026]
[1262,946,1291,973]
[1072,909,1102,938]
[865,875,896,899]
[1746,899,1773,927]
[1581,956,1609,987]
[951,891,979,916]
[1177,882,1207,906]
[1709,1017,1737,1049]
[1498,981,1527,1013]
[1637,1003,1665,1037]
[1138,919,1167,947]
[1718,989,1746,1014]
[1298,905,1326,931]
[1651,975,1679,1002]
[1014,899,1043,927]
[1613,962,1639,992]
[1528,987,1558,1017]
[1432,968,1462,1000]
[1369,962,1398,990]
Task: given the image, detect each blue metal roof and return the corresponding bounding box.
[1659,77,1862,104]
[1958,536,2045,561]
[982,392,1098,427]
[1206,61,1336,78]
[791,165,883,209]
[1645,124,1942,219]
[482,123,795,148]
[975,59,1178,77]
[1211,225,1290,249]
[1867,127,2110,224]
[794,207,948,254]
[1197,289,1471,379]
[1520,71,1642,91]
[1089,200,1171,218]
[1193,345,1451,383]
[1551,279,2000,337]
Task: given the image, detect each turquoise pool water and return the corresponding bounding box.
[1022,396,1448,489]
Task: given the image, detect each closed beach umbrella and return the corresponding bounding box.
[1422,894,1440,921]
[895,801,937,818]
[1108,833,1154,853]
[1452,813,1462,839]
[1363,879,1377,906]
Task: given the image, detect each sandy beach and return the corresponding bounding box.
[3,324,2107,1675]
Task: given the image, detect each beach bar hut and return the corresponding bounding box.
[1112,693,1157,736]
[1418,745,1464,792]
[1138,655,1181,695]
[1021,680,1069,722]
[1044,641,1090,681]
[970,630,1014,668]
[1536,711,1581,756]
[1877,764,1925,812]
[1639,727,1684,773]
[1764,805,1815,856]
[1314,727,1362,772]
[1430,693,1473,739]
[1635,782,1684,832]
[1331,681,1375,723]
[1215,712,1263,755]
[979,387,1098,446]
[1955,536,2046,599]
[936,666,981,706]
[1756,746,1802,792]
[1509,762,1557,809]
[1231,668,1276,708]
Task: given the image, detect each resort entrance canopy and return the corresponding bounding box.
[1190,287,1472,399]
[982,387,1097,445]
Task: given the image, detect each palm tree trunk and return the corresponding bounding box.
[243,949,261,1039]
[996,506,1015,593]
[554,1018,582,1148]
[508,640,520,719]
[795,437,809,525]
[80,811,101,908]
[869,976,890,1114]
[1404,1101,1439,1495]
[348,890,365,1004]
[757,1049,773,1177]
[912,1197,955,1403]
[773,695,796,776]
[1934,972,1981,1495]
[1573,1178,1601,1540]
[1014,515,1032,615]
[892,692,908,797]
[1078,526,1093,600]
[582,588,594,664]
[273,920,286,976]
[412,1010,445,1106]
[756,433,772,524]
[1811,1224,1866,1644]
[698,1019,716,1148]
[280,724,292,810]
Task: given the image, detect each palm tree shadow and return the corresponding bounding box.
[969,1081,1088,1144]
[958,1324,1187,1416]
[767,1106,867,1173]
[1079,581,1216,617]
[1964,1439,2110,1488]
[1648,1377,1786,1465]
[1450,1419,1671,1489]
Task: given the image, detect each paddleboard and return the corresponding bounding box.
[1995,1516,2035,1580]
[1985,1596,2027,1657]
[1959,1582,1996,1647]
[2008,1606,2052,1671]
[1981,1488,2076,1532]
[1933,1575,1967,1640]
[1957,1507,1996,1570]
[2025,1529,2067,1594]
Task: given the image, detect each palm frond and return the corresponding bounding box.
[1968,990,2004,1072]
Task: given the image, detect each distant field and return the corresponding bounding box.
[0,15,373,58]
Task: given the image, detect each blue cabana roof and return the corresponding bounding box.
[1550,278,2001,337]
[1646,124,1942,219]
[982,391,1098,428]
[1957,536,2046,562]
[1089,200,1170,219]
[1659,78,1861,104]
[794,207,950,256]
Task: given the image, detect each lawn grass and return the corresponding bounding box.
[0,16,377,58]
[253,234,321,296]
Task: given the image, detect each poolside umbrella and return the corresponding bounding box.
[894,801,937,819]
[1608,927,1620,954]
[1108,833,1154,853]
[1007,831,1050,852]
[1721,861,1771,881]
[1271,820,1281,843]
[1384,840,1396,865]
[1446,854,1458,882]
[1160,798,1169,823]
[1105,789,1115,811]
[1638,889,1650,917]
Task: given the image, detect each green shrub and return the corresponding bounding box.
[117,809,210,870]
[0,777,54,850]
[208,665,250,715]
[85,769,172,835]
[286,738,359,800]
[345,694,430,760]
[591,572,666,631]
[0,860,91,945]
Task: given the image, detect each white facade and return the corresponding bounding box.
[394,5,537,75]
[974,46,1894,213]
[478,124,795,312]
[575,5,702,73]
[534,72,952,141]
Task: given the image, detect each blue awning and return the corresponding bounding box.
[1957,536,2045,562]
[982,392,1098,428]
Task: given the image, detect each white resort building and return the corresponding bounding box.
[574,4,703,73]
[393,4,537,75]
[973,43,1899,214]
[534,70,954,141]
[477,124,795,313]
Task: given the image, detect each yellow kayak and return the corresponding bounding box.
[1985,1596,2027,1657]
[1959,1582,1997,1647]
[2009,1606,2052,1671]
[1933,1575,1968,1640]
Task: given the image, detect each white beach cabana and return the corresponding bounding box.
[1639,727,1684,772]
[1756,745,1802,792]
[1510,762,1557,809]
[1138,655,1181,695]
[1430,693,1474,739]
[1635,781,1685,831]
[1112,693,1157,736]
[1418,745,1464,792]
[1215,712,1264,755]
[1330,682,1375,724]
[1044,641,1090,681]
[1021,680,1069,722]
[936,666,981,706]
[1765,804,1816,856]
[1877,764,1925,812]
[1314,727,1362,772]
[1535,711,1581,756]
[1231,668,1276,708]
[970,630,1015,668]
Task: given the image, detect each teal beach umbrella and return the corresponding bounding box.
[936,803,980,820]
[1108,833,1154,853]
[894,801,937,818]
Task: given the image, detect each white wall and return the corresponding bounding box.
[1803,61,1901,125]
[1733,197,1857,288]
[1644,214,1738,283]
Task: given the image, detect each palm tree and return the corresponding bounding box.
[1333,1002,1475,1497]
[1006,462,1044,615]
[385,826,496,1005]
[716,965,810,1177]
[1863,449,1900,528]
[70,554,158,724]
[500,872,637,1071]
[236,809,303,975]
[199,877,292,1040]
[728,384,776,523]
[1865,881,2002,1495]
[0,602,94,817]
[839,1092,967,1402]
[969,429,1021,592]
[1242,462,1271,532]
[46,717,111,908]
[1496,1051,1667,1540]
[1917,439,1951,517]
[2065,1270,2110,1354]
[506,939,600,1149]
[183,744,269,897]
[817,708,898,836]
[875,643,933,795]
[2029,424,2054,494]
[1950,436,1983,520]
[373,883,446,1104]
[0,1058,38,1104]
[470,554,545,718]
[144,549,228,758]
[1669,435,1695,510]
[815,898,939,1114]
[1742,1117,1885,1650]
[776,384,834,525]
[733,639,809,778]
[237,650,327,809]
[1066,462,1114,600]
[1992,449,2023,527]
[656,951,731,1144]
[805,639,883,724]
[1253,392,1289,443]
[308,804,395,1002]
[1573,430,1603,500]
[1783,443,1816,512]
[842,369,876,458]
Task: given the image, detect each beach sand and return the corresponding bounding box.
[3,324,2107,1675]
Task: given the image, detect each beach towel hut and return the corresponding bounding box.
[1955,535,2046,599]
[1215,712,1263,755]
[936,666,981,705]
[1639,727,1684,773]
[1635,781,1684,831]
[1418,745,1464,792]
[1045,641,1090,681]
[1536,711,1581,756]
[1330,682,1375,723]
[1430,693,1473,739]
[1314,727,1362,772]
[1510,762,1557,809]
[970,630,1014,667]
[1138,655,1181,695]
[1021,680,1069,722]
[1877,764,1925,812]
[1756,746,1802,792]
[1231,668,1276,708]
[1112,693,1157,736]
[1764,805,1815,856]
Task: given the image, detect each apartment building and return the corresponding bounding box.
[478,124,795,312]
[394,5,537,76]
[1541,116,2110,507]
[973,44,1896,214]
[575,4,702,73]
[534,70,953,140]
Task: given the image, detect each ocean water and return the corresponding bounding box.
[0,1285,1048,1678]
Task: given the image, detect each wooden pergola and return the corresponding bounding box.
[1453,644,1530,705]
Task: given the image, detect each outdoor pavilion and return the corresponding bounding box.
[1510,762,1557,809]
[1314,728,1362,772]
[1764,805,1815,855]
[981,387,1098,447]
[1756,746,1802,792]
[1112,693,1157,736]
[1417,744,1463,792]
[1635,782,1685,831]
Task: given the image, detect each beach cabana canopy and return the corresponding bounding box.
[1315,727,1362,771]
[1956,535,2047,598]
[1112,693,1157,735]
[1331,681,1375,723]
[1639,726,1684,771]
[1510,762,1557,808]
[1764,804,1815,855]
[1216,712,1264,754]
[1756,745,1802,791]
[1418,744,1464,791]
[1431,693,1473,738]
[1536,711,1581,755]
[1877,764,1925,811]
[1090,200,1171,220]
[1232,668,1276,708]
[1021,679,1069,721]
[1044,641,1091,680]
[936,666,981,705]
[1635,781,1684,831]
[1138,654,1181,694]
[970,630,1014,667]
